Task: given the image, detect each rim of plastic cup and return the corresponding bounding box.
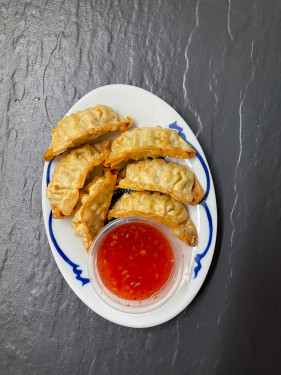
[87,216,184,314]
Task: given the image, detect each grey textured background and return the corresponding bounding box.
[1,0,281,374]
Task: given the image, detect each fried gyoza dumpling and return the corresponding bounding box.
[47,141,110,219]
[108,191,197,246]
[117,159,205,205]
[43,105,132,161]
[72,170,117,252]
[105,126,195,168]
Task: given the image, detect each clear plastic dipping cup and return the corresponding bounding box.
[88,216,184,314]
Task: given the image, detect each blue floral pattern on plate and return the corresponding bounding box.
[47,159,90,286]
[168,121,213,278]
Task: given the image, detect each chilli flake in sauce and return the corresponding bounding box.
[97,222,174,301]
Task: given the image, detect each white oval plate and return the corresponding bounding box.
[42,84,217,328]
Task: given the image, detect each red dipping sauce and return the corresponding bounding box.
[97,222,174,301]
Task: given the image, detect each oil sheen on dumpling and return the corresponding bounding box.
[108,191,197,247]
[72,170,117,252]
[44,105,132,161]
[105,126,196,168]
[47,141,110,219]
[117,158,205,205]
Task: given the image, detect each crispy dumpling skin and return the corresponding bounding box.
[47,141,110,219]
[117,159,205,205]
[84,165,104,186]
[44,105,132,161]
[105,126,196,168]
[72,171,117,252]
[47,187,80,220]
[108,191,197,247]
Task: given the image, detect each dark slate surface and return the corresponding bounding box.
[1,0,281,374]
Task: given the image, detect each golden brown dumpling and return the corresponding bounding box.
[116,158,205,205]
[108,191,197,246]
[47,141,110,219]
[44,105,132,161]
[72,171,117,252]
[105,126,195,168]
[46,187,80,221]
